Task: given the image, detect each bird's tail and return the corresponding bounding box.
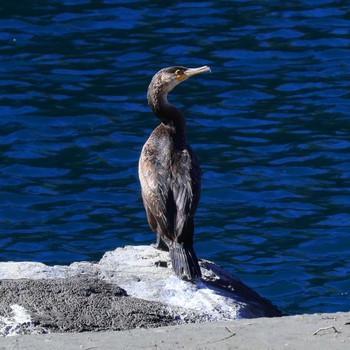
[169,243,202,281]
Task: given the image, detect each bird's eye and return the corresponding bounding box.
[175,69,181,76]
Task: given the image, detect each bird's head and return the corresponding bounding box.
[150,66,211,94]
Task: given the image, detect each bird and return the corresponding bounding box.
[138,65,211,280]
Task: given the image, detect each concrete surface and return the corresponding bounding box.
[1,312,349,350]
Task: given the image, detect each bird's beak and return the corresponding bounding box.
[184,66,211,78]
[176,66,211,81]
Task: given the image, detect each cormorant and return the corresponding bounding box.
[138,65,211,280]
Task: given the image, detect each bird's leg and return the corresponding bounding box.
[152,234,169,251]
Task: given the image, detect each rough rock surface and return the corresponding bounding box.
[0,277,208,336]
[0,245,281,336]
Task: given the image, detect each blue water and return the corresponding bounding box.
[1,0,350,316]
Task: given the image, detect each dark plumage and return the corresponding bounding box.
[138,66,210,280]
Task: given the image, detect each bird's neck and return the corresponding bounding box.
[147,85,186,139]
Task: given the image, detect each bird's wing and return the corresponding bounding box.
[170,148,201,240]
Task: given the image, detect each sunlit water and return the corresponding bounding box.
[1,0,350,315]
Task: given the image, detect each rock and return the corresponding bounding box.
[0,277,208,336]
[0,245,281,336]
